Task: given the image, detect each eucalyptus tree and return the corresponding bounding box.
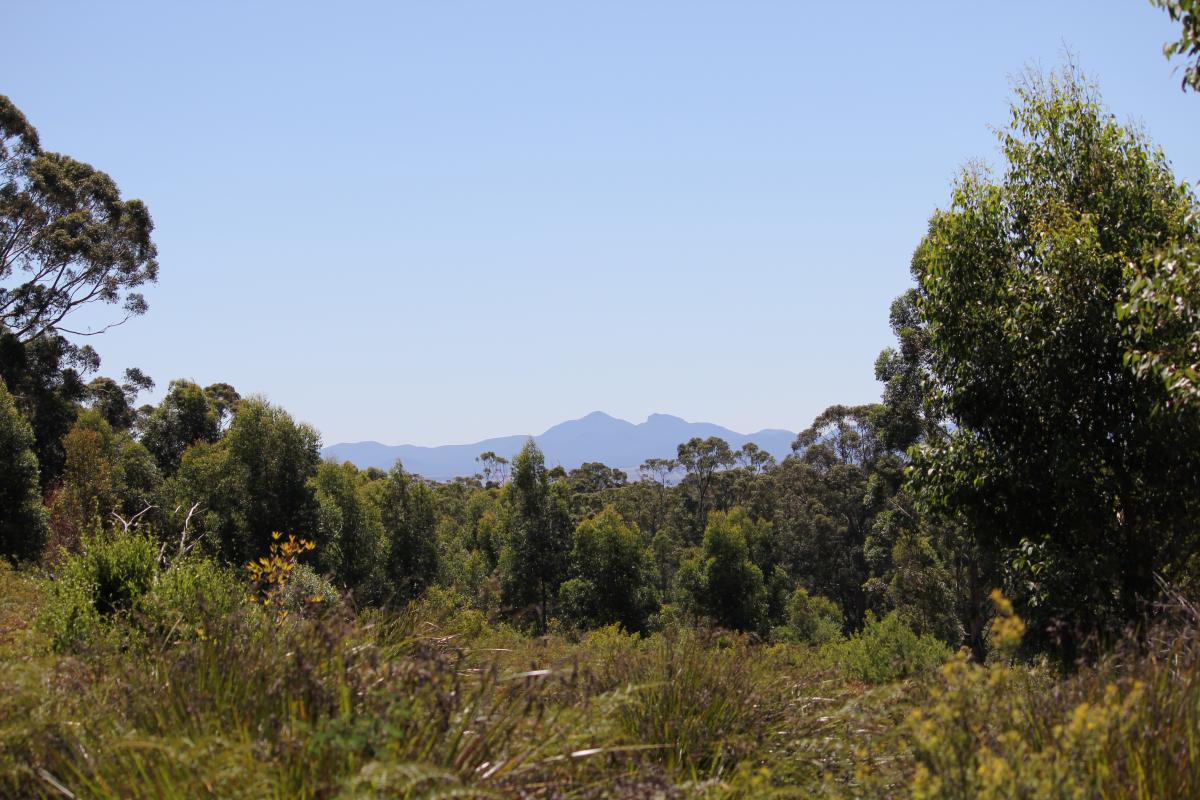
[1121,2,1200,409]
[0,327,90,485]
[909,67,1200,654]
[500,440,571,632]
[85,368,154,432]
[0,96,157,342]
[375,465,438,604]
[171,397,321,565]
[141,380,221,475]
[676,436,734,539]
[1154,0,1200,92]
[677,507,768,633]
[559,507,658,632]
[310,460,383,597]
[774,405,890,629]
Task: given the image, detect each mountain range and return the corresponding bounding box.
[321,411,797,480]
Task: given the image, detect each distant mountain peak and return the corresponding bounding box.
[322,412,797,479]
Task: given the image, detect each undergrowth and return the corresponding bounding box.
[3,548,1200,798]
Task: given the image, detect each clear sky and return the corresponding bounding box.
[4,1,1198,446]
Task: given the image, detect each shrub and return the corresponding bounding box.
[781,587,844,646]
[831,610,951,684]
[142,556,243,638]
[274,563,338,615]
[245,532,320,619]
[907,593,1200,799]
[41,529,250,650]
[41,528,159,650]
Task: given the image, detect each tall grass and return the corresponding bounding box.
[7,553,1200,798]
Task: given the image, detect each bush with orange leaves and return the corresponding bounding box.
[245,532,320,619]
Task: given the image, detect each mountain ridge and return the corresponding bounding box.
[321,411,797,479]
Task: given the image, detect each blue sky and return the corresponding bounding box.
[5,1,1198,446]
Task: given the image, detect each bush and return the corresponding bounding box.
[907,595,1200,799]
[831,610,951,684]
[41,529,249,650]
[41,528,159,650]
[781,587,844,646]
[142,556,244,637]
[274,563,338,615]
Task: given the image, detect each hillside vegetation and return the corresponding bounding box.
[3,6,1200,797]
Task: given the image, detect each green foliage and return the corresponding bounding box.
[202,381,241,428]
[10,553,1200,798]
[676,436,735,538]
[4,567,631,798]
[831,610,952,684]
[774,405,895,629]
[1124,1,1200,411]
[875,291,994,660]
[141,556,243,635]
[0,94,158,342]
[170,397,320,565]
[86,377,133,431]
[1155,0,1200,91]
[907,600,1200,799]
[909,66,1200,653]
[678,508,767,633]
[41,527,244,652]
[85,369,153,432]
[611,629,784,774]
[0,328,90,486]
[567,461,628,494]
[783,587,844,646]
[41,528,159,650]
[874,289,943,451]
[309,460,383,596]
[500,440,571,631]
[47,410,117,554]
[141,379,220,474]
[0,378,47,562]
[375,465,439,604]
[274,562,339,614]
[1121,209,1200,408]
[559,507,658,632]
[112,435,161,516]
[867,506,964,646]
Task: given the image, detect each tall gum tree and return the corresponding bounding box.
[1,96,157,342]
[909,66,1200,656]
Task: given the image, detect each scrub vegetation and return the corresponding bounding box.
[3,5,1200,797]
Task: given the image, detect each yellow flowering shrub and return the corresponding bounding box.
[905,590,1190,800]
[246,532,318,620]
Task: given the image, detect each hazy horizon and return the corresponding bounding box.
[329,409,796,448]
[5,2,1198,446]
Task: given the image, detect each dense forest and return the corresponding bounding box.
[3,4,1200,798]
